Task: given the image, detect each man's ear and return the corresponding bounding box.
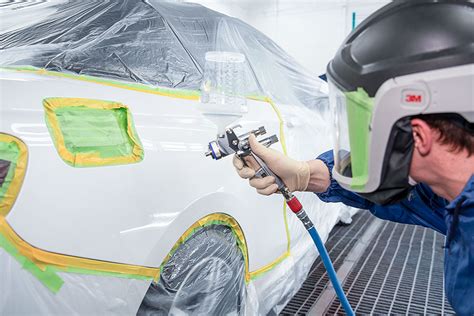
[411,118,433,156]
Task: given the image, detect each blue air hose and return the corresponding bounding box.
[288,197,354,315]
[307,225,355,315]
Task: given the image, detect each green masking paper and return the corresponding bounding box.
[54,106,134,158]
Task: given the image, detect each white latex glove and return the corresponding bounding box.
[233,134,310,195]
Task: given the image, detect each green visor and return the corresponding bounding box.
[329,82,374,190]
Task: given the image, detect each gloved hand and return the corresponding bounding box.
[233,134,310,195]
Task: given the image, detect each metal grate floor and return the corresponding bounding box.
[281,212,455,315]
[281,211,374,314]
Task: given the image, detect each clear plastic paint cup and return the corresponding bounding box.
[199,51,247,133]
[200,51,246,110]
[199,51,246,133]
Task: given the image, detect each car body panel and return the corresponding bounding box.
[0,68,288,271]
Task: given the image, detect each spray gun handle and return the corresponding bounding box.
[250,152,287,191]
[248,152,305,215]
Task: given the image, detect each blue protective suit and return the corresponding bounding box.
[316,150,474,316]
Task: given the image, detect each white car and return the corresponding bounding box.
[0,1,350,314]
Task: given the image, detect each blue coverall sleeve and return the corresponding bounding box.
[315,150,447,234]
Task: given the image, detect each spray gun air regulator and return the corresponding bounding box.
[205,125,313,229]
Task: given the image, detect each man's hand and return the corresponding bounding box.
[233,134,311,195]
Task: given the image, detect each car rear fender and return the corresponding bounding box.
[144,191,251,279]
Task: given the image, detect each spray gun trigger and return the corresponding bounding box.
[255,168,268,178]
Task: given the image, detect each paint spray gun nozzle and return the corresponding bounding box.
[205,125,278,160]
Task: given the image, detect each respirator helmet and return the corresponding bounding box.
[327,0,474,205]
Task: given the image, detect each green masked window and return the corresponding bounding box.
[43,98,144,167]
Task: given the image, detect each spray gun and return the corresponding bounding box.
[205,125,355,316]
[205,125,313,229]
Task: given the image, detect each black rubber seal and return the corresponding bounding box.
[359,118,414,205]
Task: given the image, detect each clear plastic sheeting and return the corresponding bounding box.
[0,248,152,315]
[0,0,203,89]
[138,225,247,316]
[0,0,327,108]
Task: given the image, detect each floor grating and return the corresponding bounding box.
[281,211,455,315]
[281,211,374,315]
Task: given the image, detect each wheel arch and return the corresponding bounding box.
[144,191,251,283]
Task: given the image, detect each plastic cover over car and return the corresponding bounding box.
[0,0,326,108]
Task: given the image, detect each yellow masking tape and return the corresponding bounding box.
[264,97,288,156]
[0,217,159,279]
[246,97,292,279]
[1,66,200,101]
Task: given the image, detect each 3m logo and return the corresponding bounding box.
[402,89,427,107]
[405,94,422,103]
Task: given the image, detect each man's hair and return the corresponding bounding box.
[419,114,474,156]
